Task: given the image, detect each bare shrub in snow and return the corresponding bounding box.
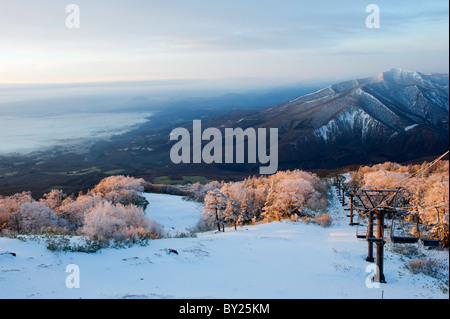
[302,216,311,224]
[90,175,147,207]
[82,201,162,244]
[39,189,66,211]
[17,201,61,233]
[0,192,33,232]
[314,213,332,228]
[58,193,105,232]
[0,192,63,234]
[0,176,158,245]
[0,192,62,234]
[408,259,438,276]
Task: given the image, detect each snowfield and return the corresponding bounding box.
[143,193,204,237]
[0,191,448,299]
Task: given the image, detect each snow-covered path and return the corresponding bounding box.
[0,190,448,299]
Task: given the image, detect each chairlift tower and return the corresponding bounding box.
[353,188,402,283]
[343,185,360,226]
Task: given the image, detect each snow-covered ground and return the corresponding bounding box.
[143,193,204,237]
[0,191,448,299]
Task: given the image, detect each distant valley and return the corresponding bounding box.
[0,83,323,197]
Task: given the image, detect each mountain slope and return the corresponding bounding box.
[207,68,449,169]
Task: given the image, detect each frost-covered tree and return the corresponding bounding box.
[0,199,6,231]
[261,181,280,221]
[58,193,105,232]
[82,201,162,244]
[237,191,253,226]
[0,175,159,240]
[224,198,240,230]
[202,189,227,231]
[0,191,63,234]
[40,189,66,212]
[0,191,34,233]
[18,201,60,233]
[201,169,328,228]
[90,175,148,207]
[189,181,223,202]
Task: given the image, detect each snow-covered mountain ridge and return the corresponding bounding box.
[213,68,449,169]
[279,68,448,139]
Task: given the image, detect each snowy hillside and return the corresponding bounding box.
[209,68,449,170]
[0,191,447,299]
[282,68,449,140]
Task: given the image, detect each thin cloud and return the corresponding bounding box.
[0,0,448,84]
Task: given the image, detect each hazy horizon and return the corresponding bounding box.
[1,1,448,89]
[1,67,448,105]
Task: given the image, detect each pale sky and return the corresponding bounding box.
[0,0,448,87]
